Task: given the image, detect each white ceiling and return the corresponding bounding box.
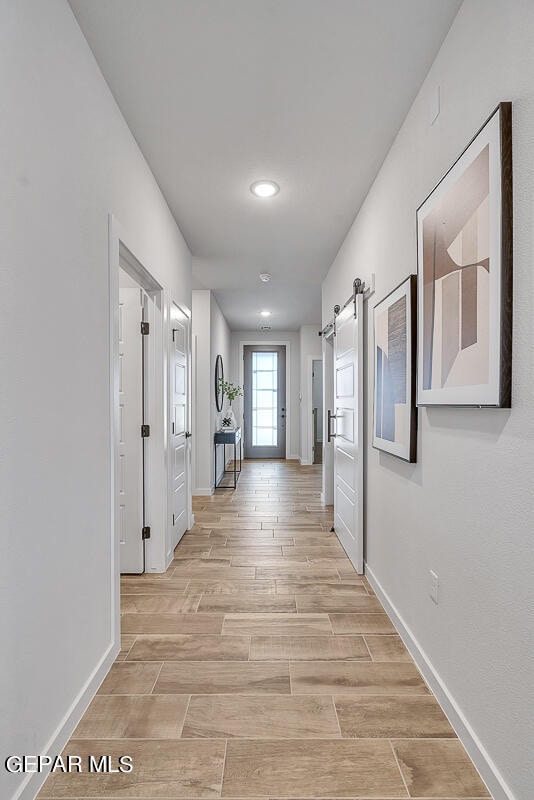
[68,0,461,330]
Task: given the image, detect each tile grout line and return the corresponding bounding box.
[330,694,343,739]
[219,738,228,798]
[121,635,137,661]
[361,635,374,661]
[178,694,192,737]
[388,737,411,798]
[148,662,165,695]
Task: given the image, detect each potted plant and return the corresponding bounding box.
[217,378,243,429]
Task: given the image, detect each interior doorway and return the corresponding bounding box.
[119,270,146,573]
[322,331,334,504]
[116,240,167,575]
[168,302,191,560]
[312,358,323,464]
[118,261,162,573]
[243,345,286,459]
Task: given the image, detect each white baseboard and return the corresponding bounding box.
[287,454,299,460]
[15,640,118,800]
[192,487,214,496]
[299,458,313,466]
[320,491,325,503]
[365,562,516,800]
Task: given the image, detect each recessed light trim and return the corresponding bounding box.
[260,310,271,317]
[250,180,280,198]
[259,272,272,282]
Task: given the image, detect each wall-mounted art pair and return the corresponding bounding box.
[373,103,513,462]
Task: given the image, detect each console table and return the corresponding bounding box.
[214,427,242,489]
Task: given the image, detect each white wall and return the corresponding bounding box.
[0,3,191,799]
[210,294,232,483]
[192,290,232,492]
[299,325,323,464]
[192,290,212,493]
[322,3,534,799]
[231,330,300,460]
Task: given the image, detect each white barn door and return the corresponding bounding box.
[332,297,364,573]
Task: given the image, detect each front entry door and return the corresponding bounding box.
[243,345,286,459]
[332,298,364,573]
[169,304,189,554]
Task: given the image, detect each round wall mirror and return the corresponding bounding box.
[215,354,224,411]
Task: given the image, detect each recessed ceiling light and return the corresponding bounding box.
[259,272,271,282]
[250,180,280,198]
[260,310,271,317]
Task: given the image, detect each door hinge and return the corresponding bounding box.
[141,424,150,438]
[142,526,151,540]
[172,513,175,526]
[141,321,150,335]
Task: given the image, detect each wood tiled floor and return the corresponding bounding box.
[39,460,491,799]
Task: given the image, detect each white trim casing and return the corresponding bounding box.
[167,299,193,568]
[321,331,335,505]
[237,340,293,460]
[301,354,315,465]
[111,216,168,574]
[365,563,517,800]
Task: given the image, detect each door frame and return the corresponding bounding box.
[109,215,170,629]
[322,330,335,504]
[167,299,193,567]
[311,357,323,465]
[243,344,287,460]
[302,354,323,466]
[237,340,292,460]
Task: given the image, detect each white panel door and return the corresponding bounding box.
[333,297,364,573]
[170,304,189,552]
[118,287,144,574]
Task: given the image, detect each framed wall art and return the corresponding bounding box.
[416,102,512,407]
[373,275,417,462]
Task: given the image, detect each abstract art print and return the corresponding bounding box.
[416,102,512,407]
[373,275,417,462]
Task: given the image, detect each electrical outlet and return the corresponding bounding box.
[429,570,439,605]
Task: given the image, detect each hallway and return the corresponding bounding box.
[39,460,489,799]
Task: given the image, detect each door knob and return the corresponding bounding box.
[185,431,192,438]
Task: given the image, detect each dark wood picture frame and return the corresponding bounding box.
[416,102,512,407]
[214,354,224,412]
[373,275,418,462]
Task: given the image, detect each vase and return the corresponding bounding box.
[221,404,236,430]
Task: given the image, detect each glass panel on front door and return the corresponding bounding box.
[252,351,278,446]
[244,343,286,459]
